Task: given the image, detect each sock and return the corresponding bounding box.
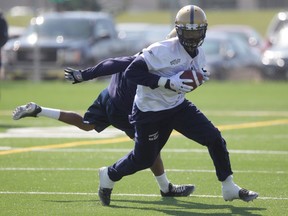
[155,172,170,193]
[38,107,61,119]
[222,175,241,199]
[99,167,114,189]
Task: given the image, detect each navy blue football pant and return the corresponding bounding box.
[108,100,233,182]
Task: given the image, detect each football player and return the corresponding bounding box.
[97,5,258,206]
[12,55,195,198]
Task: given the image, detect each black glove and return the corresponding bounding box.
[64,67,83,84]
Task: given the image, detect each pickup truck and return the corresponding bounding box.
[2,11,130,79]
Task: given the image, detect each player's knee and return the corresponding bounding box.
[135,154,157,169]
[203,129,225,147]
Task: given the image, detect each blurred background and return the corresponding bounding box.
[1,0,288,81]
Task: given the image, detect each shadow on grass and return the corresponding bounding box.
[112,198,265,215]
[43,197,265,215]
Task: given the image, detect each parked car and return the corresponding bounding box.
[201,30,264,80]
[209,24,266,54]
[2,11,128,79]
[261,27,288,80]
[117,23,173,54]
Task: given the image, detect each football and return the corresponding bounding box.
[180,69,204,89]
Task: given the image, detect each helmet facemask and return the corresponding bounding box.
[176,24,207,52]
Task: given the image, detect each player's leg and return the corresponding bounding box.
[12,102,94,131]
[151,153,195,197]
[13,89,113,133]
[58,111,94,131]
[106,101,168,192]
[107,101,195,196]
[120,127,195,197]
[98,120,167,206]
[173,101,258,202]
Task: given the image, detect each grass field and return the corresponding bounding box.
[0,80,288,215]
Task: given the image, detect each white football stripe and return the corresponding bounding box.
[1,147,287,155]
[0,191,287,200]
[0,167,286,174]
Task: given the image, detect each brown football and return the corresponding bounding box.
[180,69,204,89]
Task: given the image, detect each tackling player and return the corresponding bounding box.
[97,5,258,206]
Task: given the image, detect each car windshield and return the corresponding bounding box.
[25,18,93,39]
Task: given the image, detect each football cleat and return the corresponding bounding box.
[98,187,113,206]
[12,102,42,120]
[161,183,195,197]
[223,188,258,202]
[239,188,258,202]
[98,167,114,206]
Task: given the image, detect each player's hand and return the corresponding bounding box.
[168,71,194,93]
[201,68,210,83]
[64,67,83,84]
[158,71,193,93]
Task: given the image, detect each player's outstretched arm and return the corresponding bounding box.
[65,56,137,84]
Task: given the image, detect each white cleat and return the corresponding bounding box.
[12,102,42,120]
[98,167,114,206]
[223,187,258,202]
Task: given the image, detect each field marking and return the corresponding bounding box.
[0,167,286,174]
[0,136,130,156]
[0,191,287,201]
[1,147,288,155]
[0,126,125,138]
[2,110,288,117]
[0,119,288,156]
[217,119,288,131]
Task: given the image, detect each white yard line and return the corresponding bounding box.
[0,167,286,174]
[2,110,288,117]
[0,126,125,138]
[1,118,287,156]
[0,191,287,200]
[1,119,287,139]
[1,147,287,155]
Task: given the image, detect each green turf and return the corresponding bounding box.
[0,80,287,215]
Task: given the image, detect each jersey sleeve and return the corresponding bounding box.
[81,56,136,81]
[141,42,172,71]
[124,55,161,89]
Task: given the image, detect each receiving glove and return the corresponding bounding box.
[64,67,83,84]
[158,71,193,93]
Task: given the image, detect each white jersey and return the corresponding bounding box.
[135,37,206,112]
